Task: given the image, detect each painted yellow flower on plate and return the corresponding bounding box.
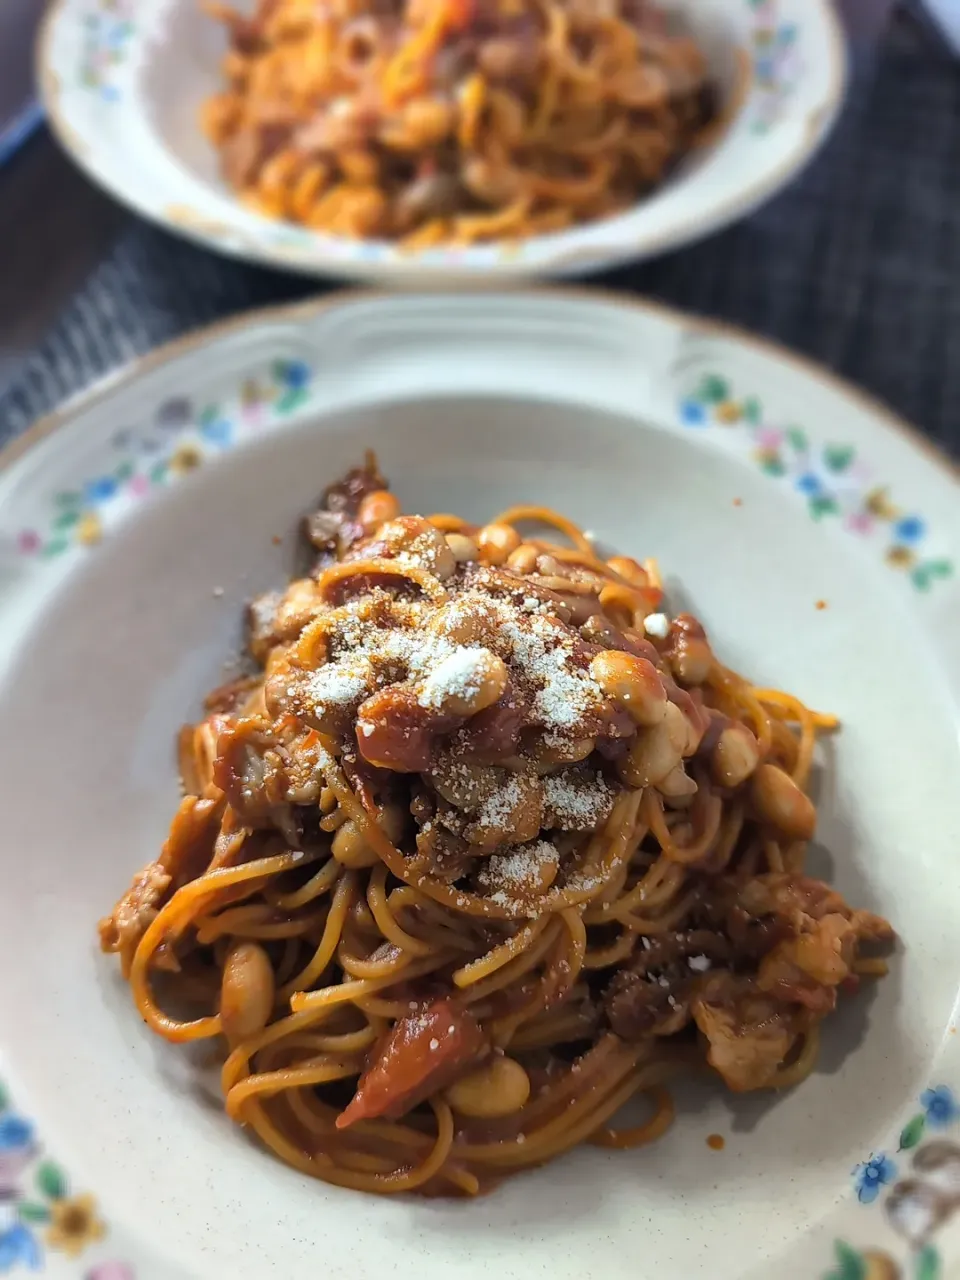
[46,1193,106,1257]
[76,511,103,546]
[169,444,204,475]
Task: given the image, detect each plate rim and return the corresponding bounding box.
[35,0,847,280]
[2,286,960,1280]
[4,286,958,485]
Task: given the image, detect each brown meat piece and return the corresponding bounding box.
[98,795,221,971]
[212,719,288,826]
[411,822,474,882]
[246,579,322,664]
[756,913,859,1013]
[356,685,442,773]
[605,969,673,1039]
[693,989,798,1092]
[580,613,660,666]
[337,998,489,1127]
[97,861,173,970]
[304,453,388,569]
[725,905,793,961]
[220,123,288,188]
[455,682,530,761]
[734,874,894,947]
[603,929,730,1040]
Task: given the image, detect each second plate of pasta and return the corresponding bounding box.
[38,0,843,278]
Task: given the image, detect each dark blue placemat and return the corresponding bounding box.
[2,19,959,458]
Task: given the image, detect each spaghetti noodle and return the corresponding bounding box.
[200,0,717,243]
[100,454,893,1195]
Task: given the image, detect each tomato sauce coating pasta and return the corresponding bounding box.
[200,0,718,243]
[100,455,893,1195]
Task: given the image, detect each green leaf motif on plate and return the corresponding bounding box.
[697,374,729,405]
[0,1081,8,1111]
[925,559,953,580]
[911,566,933,592]
[114,460,135,483]
[40,539,69,559]
[54,490,82,509]
[785,426,808,452]
[899,1113,926,1150]
[150,460,169,485]
[915,1244,942,1280]
[825,1240,866,1280]
[276,388,308,415]
[824,444,855,472]
[36,1159,68,1200]
[53,510,80,530]
[18,1201,51,1224]
[742,396,761,424]
[199,404,218,427]
[808,495,840,520]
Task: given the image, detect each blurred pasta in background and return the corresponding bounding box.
[200,0,717,244]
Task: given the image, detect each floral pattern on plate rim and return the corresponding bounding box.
[79,0,134,101]
[0,1078,133,1277]
[3,1065,959,1277]
[14,358,312,560]
[679,374,955,592]
[76,0,800,119]
[72,0,802,260]
[826,1086,960,1280]
[748,0,801,134]
[12,357,956,588]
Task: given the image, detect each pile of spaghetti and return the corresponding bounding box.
[100,456,893,1196]
[200,0,716,244]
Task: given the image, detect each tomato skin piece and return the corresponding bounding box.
[336,998,489,1128]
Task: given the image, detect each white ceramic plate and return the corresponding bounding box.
[1,290,959,1280]
[37,0,843,282]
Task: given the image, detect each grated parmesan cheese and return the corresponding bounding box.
[643,612,671,639]
[418,647,489,710]
[476,774,524,831]
[498,610,604,729]
[542,769,615,831]
[477,840,559,913]
[477,840,557,892]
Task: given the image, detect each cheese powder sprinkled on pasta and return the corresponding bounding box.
[99,452,894,1198]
